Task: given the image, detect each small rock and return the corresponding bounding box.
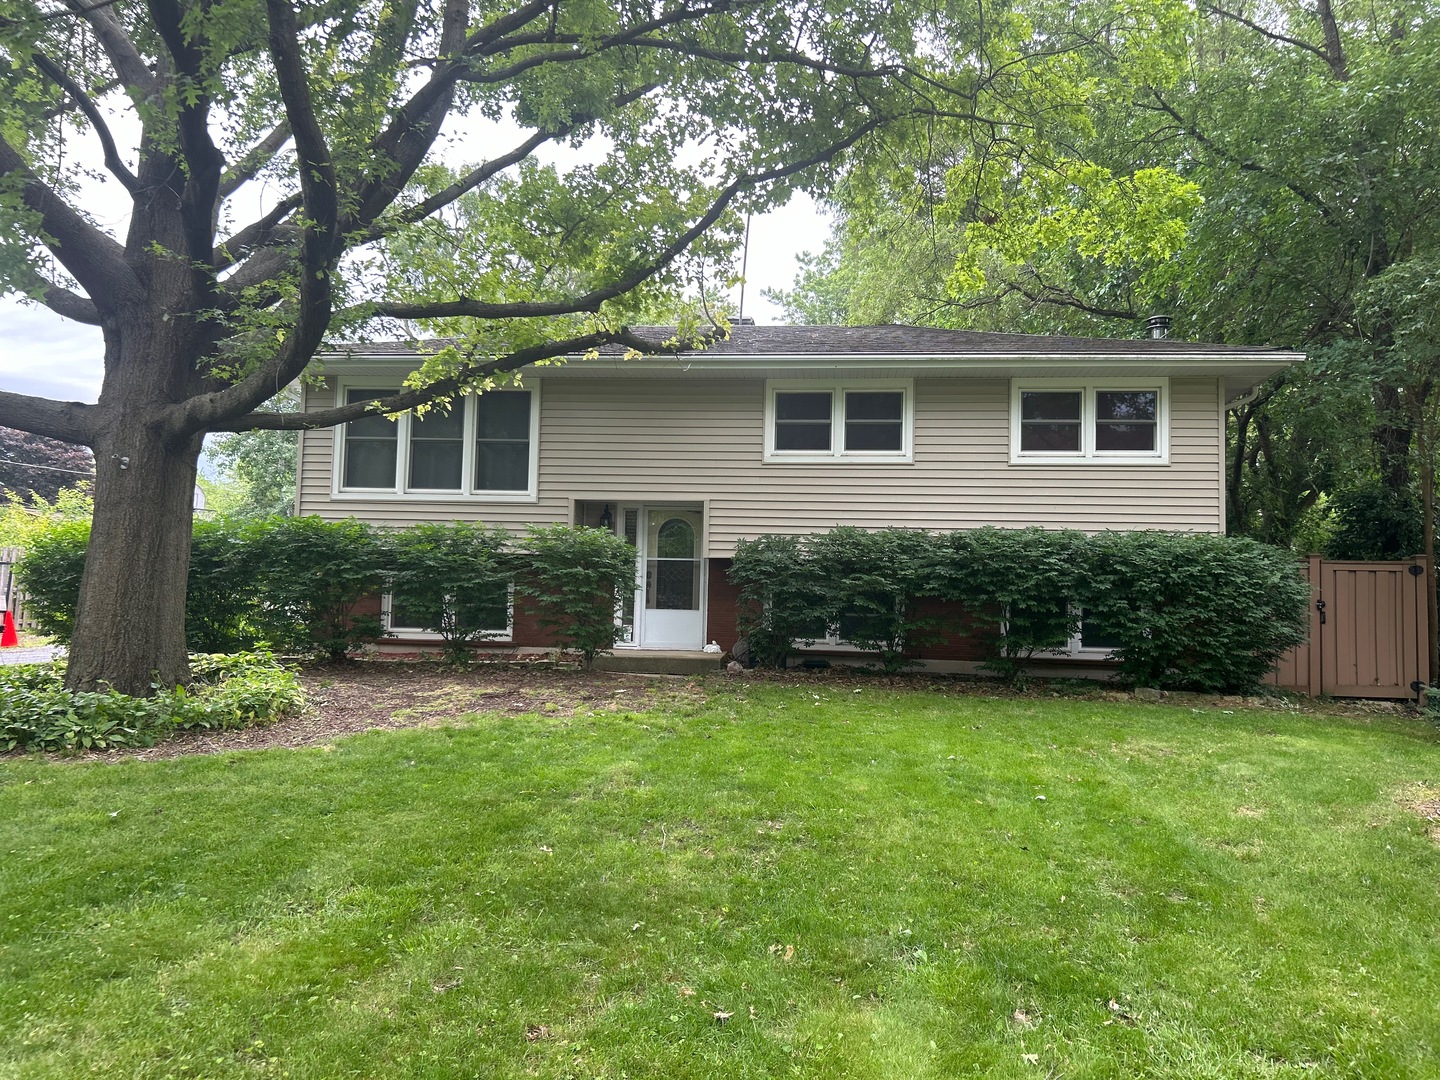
[1133,687,1164,703]
[726,660,743,675]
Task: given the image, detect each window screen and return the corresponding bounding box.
[1094,390,1158,452]
[773,391,833,451]
[408,407,464,490]
[1019,391,1083,453]
[844,391,904,451]
[474,391,532,491]
[342,389,400,488]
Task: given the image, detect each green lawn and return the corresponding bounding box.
[2,679,1438,1079]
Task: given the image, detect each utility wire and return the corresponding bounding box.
[0,458,95,476]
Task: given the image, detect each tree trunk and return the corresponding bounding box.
[65,423,202,695]
[1373,386,1412,493]
[63,305,208,696]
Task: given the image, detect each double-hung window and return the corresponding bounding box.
[335,384,539,499]
[1011,379,1167,463]
[765,381,912,462]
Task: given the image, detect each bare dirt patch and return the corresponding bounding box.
[120,662,707,761]
[1397,782,1440,843]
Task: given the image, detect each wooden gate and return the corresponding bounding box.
[1269,556,1430,699]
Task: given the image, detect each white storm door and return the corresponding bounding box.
[638,507,705,648]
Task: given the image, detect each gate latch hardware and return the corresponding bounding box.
[1315,598,1326,625]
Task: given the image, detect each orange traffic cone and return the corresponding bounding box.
[1,610,18,648]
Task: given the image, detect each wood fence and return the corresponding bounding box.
[0,546,34,630]
[1268,556,1430,700]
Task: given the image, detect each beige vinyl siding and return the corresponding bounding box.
[298,376,1225,553]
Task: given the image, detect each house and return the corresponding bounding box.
[296,324,1298,665]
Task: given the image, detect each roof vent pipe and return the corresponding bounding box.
[1146,314,1172,339]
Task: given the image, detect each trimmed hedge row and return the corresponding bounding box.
[17,517,636,665]
[730,526,1311,692]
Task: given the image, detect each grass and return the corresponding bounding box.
[2,679,1439,1078]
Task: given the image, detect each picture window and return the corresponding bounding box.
[335,385,537,498]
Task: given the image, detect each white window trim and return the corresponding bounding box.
[381,586,515,643]
[331,379,541,501]
[764,380,914,464]
[1010,378,1169,465]
[793,625,868,654]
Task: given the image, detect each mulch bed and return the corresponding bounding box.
[116,661,711,760]
[14,657,1420,763]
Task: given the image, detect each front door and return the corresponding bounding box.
[638,507,705,648]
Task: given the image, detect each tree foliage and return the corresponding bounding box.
[204,391,300,519]
[777,0,1440,556]
[0,426,92,502]
[0,0,1100,694]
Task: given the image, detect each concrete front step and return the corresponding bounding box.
[593,650,724,676]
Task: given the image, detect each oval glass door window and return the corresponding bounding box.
[647,516,700,610]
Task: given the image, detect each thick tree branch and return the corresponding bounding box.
[214,194,303,271]
[0,389,96,445]
[348,0,473,228]
[31,51,142,194]
[364,0,552,166]
[221,81,658,288]
[32,277,102,324]
[63,0,155,94]
[0,133,140,307]
[170,0,340,439]
[1203,3,1346,79]
[360,81,661,245]
[212,327,679,432]
[218,121,292,201]
[148,0,225,265]
[349,113,886,326]
[1142,89,1333,220]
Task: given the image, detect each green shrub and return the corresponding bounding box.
[244,516,386,660]
[13,518,90,642]
[385,522,512,662]
[15,515,260,652]
[728,534,826,668]
[938,527,1090,681]
[730,527,1310,692]
[0,651,302,753]
[517,525,637,667]
[804,527,944,672]
[187,518,259,653]
[1081,531,1311,692]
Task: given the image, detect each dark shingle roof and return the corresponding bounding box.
[336,323,1291,358]
[636,324,1286,356]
